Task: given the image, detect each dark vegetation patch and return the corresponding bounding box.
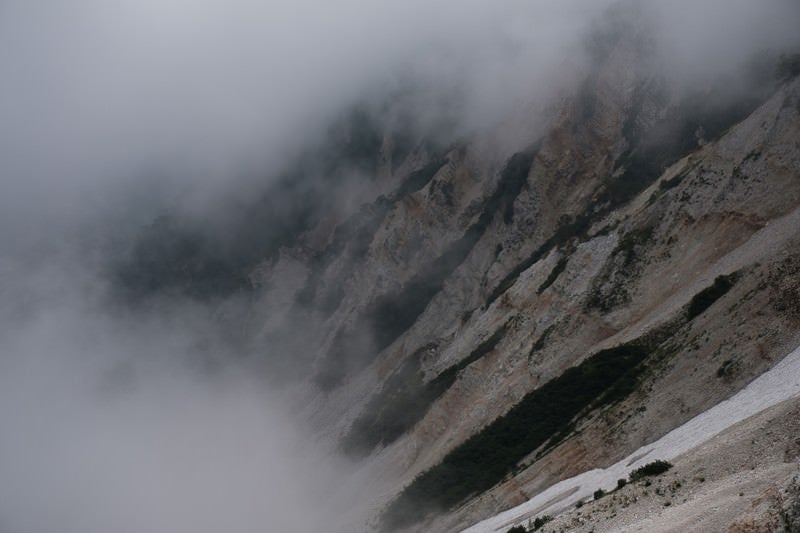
[716,358,740,380]
[505,515,553,533]
[687,273,739,320]
[380,339,652,530]
[531,515,553,531]
[529,324,556,358]
[648,170,689,206]
[342,321,511,456]
[315,148,537,390]
[583,274,622,313]
[537,254,570,295]
[659,171,687,192]
[629,460,673,481]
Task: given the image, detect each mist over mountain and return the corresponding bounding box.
[1,1,800,532]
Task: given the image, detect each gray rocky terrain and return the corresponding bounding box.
[114,6,800,532]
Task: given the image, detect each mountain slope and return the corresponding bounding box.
[465,343,800,532]
[118,20,800,533]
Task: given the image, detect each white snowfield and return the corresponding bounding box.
[462,343,800,533]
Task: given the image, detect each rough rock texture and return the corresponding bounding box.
[247,43,800,530]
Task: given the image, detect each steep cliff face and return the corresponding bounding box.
[118,14,800,532]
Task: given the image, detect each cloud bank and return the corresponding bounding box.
[0,1,798,532]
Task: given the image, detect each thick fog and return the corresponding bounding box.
[0,1,799,532]
[2,0,798,221]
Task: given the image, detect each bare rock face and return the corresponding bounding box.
[249,36,800,529]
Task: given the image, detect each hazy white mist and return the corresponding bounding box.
[0,1,798,532]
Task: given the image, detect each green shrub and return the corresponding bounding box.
[687,274,738,320]
[659,172,686,191]
[507,526,527,533]
[529,324,556,357]
[617,478,627,490]
[532,515,553,530]
[537,255,570,295]
[716,359,739,379]
[630,460,673,481]
[594,488,606,500]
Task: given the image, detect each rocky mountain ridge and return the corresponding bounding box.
[118,17,800,532]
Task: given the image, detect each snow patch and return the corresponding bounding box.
[463,343,800,532]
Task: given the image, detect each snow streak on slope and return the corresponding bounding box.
[463,343,800,533]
